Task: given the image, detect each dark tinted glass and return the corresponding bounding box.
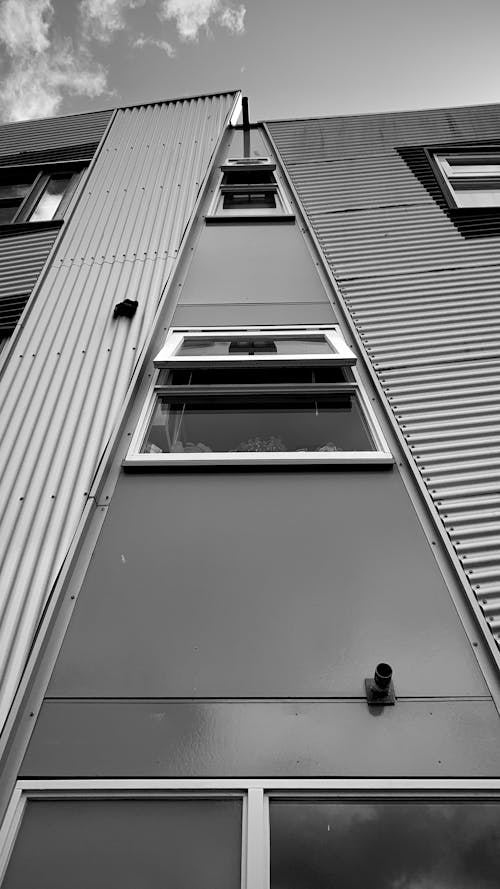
[164,366,347,385]
[271,800,500,889]
[222,170,275,185]
[0,201,21,223]
[3,798,242,889]
[142,394,373,454]
[0,183,31,199]
[223,191,276,209]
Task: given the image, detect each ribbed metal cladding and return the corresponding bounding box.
[0,110,112,157]
[0,92,239,733]
[0,228,59,331]
[269,104,500,651]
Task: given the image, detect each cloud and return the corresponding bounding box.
[159,0,245,41]
[133,33,175,56]
[80,0,146,42]
[218,4,244,34]
[0,0,51,53]
[0,0,107,122]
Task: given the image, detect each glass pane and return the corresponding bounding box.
[3,798,242,889]
[164,366,347,385]
[141,395,374,454]
[0,201,21,223]
[0,182,31,199]
[271,800,500,889]
[29,176,71,221]
[223,191,276,209]
[177,336,333,356]
[223,170,276,185]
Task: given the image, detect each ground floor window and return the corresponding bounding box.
[1,780,499,888]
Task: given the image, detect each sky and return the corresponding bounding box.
[0,0,500,124]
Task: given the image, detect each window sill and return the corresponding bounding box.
[124,452,394,468]
[205,213,295,225]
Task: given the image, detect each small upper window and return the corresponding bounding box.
[206,158,294,223]
[0,165,84,225]
[429,149,500,209]
[126,326,392,466]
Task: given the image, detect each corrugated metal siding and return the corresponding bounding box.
[0,228,59,331]
[268,104,500,651]
[0,93,238,733]
[0,111,112,334]
[0,143,100,167]
[0,110,112,157]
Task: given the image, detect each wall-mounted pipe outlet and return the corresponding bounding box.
[365,662,395,705]
[113,299,138,319]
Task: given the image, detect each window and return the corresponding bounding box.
[270,797,500,888]
[206,158,294,222]
[428,148,500,209]
[126,326,392,466]
[2,780,500,889]
[0,165,85,225]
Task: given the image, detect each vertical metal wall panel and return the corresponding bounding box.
[0,93,238,733]
[0,110,112,157]
[268,104,500,651]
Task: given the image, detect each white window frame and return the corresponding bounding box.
[154,326,357,367]
[429,148,500,209]
[205,158,294,222]
[125,325,393,467]
[1,779,499,889]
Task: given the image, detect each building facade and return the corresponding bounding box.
[0,92,500,886]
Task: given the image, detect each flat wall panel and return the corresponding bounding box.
[172,302,335,326]
[23,699,500,777]
[177,224,333,307]
[48,471,488,699]
[269,104,500,652]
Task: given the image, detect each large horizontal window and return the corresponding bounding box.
[0,164,85,225]
[2,781,500,889]
[126,326,392,466]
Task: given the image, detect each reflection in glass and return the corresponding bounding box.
[141,395,373,455]
[177,336,333,356]
[0,182,32,223]
[0,203,20,224]
[271,801,500,889]
[30,176,71,221]
[0,182,31,199]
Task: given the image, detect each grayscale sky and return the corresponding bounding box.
[0,0,499,123]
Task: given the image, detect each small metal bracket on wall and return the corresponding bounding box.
[365,662,396,705]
